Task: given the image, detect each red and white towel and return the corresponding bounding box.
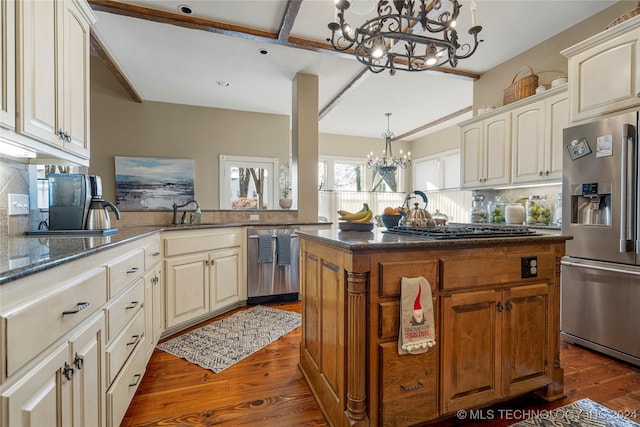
[398,276,436,355]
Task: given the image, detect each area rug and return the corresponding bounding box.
[509,398,640,427]
[157,305,301,373]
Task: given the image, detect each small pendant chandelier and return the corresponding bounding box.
[328,0,483,75]
[367,113,411,173]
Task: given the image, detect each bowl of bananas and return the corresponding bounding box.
[337,203,374,231]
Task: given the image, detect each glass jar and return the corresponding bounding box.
[488,195,506,223]
[505,203,525,224]
[526,195,552,225]
[471,194,488,223]
[554,193,562,226]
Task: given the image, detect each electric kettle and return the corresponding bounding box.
[85,175,121,230]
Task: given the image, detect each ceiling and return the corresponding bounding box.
[88,0,617,141]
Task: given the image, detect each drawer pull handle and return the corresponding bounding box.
[126,267,140,274]
[152,252,161,257]
[74,353,84,370]
[129,374,142,387]
[125,301,140,310]
[63,362,74,381]
[400,380,423,391]
[126,335,140,346]
[62,301,90,315]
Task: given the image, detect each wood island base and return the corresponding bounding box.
[298,231,567,427]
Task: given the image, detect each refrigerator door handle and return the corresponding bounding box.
[620,124,636,253]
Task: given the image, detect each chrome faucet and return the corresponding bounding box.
[172,200,200,225]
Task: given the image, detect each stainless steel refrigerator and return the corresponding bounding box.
[561,110,640,366]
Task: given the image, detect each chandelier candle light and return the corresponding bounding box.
[367,113,411,172]
[328,0,483,74]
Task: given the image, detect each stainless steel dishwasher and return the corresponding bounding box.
[247,227,299,304]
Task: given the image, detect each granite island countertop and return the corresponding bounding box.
[297,226,570,251]
[0,221,330,285]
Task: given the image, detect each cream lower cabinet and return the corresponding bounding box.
[563,16,640,123]
[144,263,164,360]
[1,311,105,427]
[164,228,245,333]
[511,91,567,184]
[460,111,511,189]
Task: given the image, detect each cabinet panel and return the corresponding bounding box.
[210,248,241,310]
[16,0,59,145]
[106,337,146,427]
[106,309,144,386]
[1,343,71,427]
[379,341,438,426]
[545,93,568,180]
[441,290,501,414]
[107,249,144,299]
[378,259,438,297]
[503,284,551,395]
[0,0,16,129]
[461,124,483,187]
[105,277,144,342]
[512,103,545,182]
[165,253,209,328]
[484,113,511,186]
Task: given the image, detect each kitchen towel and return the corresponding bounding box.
[398,276,436,355]
[276,233,291,266]
[257,234,273,263]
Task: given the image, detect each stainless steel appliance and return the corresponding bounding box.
[85,175,120,231]
[561,111,640,366]
[247,227,299,304]
[48,174,92,230]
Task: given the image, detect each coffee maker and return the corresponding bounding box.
[48,174,92,230]
[85,175,121,230]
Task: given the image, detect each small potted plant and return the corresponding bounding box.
[279,163,292,209]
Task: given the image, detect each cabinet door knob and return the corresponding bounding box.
[63,362,74,381]
[74,353,84,370]
[506,300,513,311]
[496,301,504,312]
[538,171,543,176]
[545,170,550,176]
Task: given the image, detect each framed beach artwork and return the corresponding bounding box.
[115,156,195,210]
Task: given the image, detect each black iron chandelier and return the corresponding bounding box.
[327,0,483,74]
[367,113,411,172]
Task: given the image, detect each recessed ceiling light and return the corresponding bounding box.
[178,4,192,14]
[258,48,268,55]
[216,80,230,87]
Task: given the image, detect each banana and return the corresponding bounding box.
[351,210,373,223]
[338,203,372,222]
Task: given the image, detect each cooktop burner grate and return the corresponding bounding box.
[382,224,540,240]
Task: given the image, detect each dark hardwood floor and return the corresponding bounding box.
[121,301,640,426]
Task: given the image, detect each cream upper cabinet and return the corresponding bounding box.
[563,16,640,123]
[461,111,511,189]
[512,91,567,184]
[16,0,93,158]
[0,0,16,130]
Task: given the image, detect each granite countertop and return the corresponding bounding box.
[298,226,570,251]
[0,221,330,285]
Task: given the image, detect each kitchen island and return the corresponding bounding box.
[297,227,570,427]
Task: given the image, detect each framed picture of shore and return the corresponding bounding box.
[115,156,195,210]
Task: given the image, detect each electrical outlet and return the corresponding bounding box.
[521,256,538,278]
[8,194,29,215]
[250,214,259,221]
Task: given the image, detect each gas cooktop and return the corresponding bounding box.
[382,224,540,240]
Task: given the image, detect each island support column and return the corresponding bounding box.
[345,271,369,425]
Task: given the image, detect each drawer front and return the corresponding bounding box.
[378,259,438,298]
[106,309,145,386]
[2,268,106,378]
[107,336,146,427]
[164,229,241,257]
[379,298,438,340]
[379,341,438,426]
[144,242,163,269]
[106,278,144,342]
[441,247,556,290]
[108,249,145,298]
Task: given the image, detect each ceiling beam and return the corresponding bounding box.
[393,106,473,140]
[90,31,142,103]
[87,0,480,80]
[278,0,302,42]
[319,67,370,120]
